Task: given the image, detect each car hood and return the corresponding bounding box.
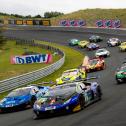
[36,91,76,106]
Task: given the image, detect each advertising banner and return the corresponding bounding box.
[10,54,52,64]
[60,20,70,26]
[26,20,33,25]
[16,20,23,25]
[96,20,121,28]
[42,20,51,26]
[60,20,86,27]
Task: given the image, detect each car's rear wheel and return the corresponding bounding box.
[78,95,85,110]
[96,86,102,100]
[101,63,105,70]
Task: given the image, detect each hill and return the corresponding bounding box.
[50,9,126,27]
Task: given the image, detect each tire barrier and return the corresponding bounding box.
[0,38,65,93]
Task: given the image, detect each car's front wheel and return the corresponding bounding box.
[33,112,41,120]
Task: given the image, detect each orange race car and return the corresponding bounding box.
[81,56,105,72]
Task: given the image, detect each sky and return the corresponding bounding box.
[0,0,126,16]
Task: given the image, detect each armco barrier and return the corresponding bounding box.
[0,40,65,93]
[6,25,126,37]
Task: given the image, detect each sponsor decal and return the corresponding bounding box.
[10,54,52,64]
[60,20,86,26]
[96,20,121,28]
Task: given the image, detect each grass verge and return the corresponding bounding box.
[0,41,60,80]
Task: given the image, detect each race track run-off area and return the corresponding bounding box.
[1,29,126,126]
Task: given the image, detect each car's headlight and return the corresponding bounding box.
[34,104,41,109]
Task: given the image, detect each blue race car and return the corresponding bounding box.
[86,43,99,51]
[0,85,50,113]
[33,81,102,119]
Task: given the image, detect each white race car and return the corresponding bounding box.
[95,48,110,58]
[107,38,121,47]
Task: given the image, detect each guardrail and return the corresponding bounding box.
[0,39,65,93]
[6,25,126,37]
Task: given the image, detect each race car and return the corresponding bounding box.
[86,43,100,51]
[107,38,121,47]
[95,48,110,58]
[78,40,89,48]
[33,80,102,119]
[119,42,126,52]
[115,62,126,84]
[56,69,87,84]
[0,85,50,112]
[68,39,80,46]
[89,35,103,43]
[82,57,105,72]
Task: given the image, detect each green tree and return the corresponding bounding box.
[33,15,42,18]
[44,11,64,18]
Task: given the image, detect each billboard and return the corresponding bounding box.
[10,54,52,64]
[26,20,33,25]
[60,20,86,27]
[96,20,121,28]
[42,20,51,26]
[16,20,23,25]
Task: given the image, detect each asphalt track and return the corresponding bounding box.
[1,29,126,126]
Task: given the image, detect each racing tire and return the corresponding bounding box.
[101,63,105,70]
[116,79,123,84]
[96,86,102,100]
[33,112,41,120]
[78,94,85,110]
[116,76,123,84]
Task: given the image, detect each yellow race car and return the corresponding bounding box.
[78,40,89,48]
[56,68,87,84]
[119,42,126,52]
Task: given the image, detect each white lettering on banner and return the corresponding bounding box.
[10,54,52,64]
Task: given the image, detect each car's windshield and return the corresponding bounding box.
[41,84,76,98]
[89,59,98,65]
[97,49,105,53]
[120,66,126,71]
[7,88,31,97]
[62,70,78,77]
[80,41,86,44]
[111,38,117,41]
[71,39,78,42]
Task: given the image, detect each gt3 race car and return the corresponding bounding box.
[107,38,121,47]
[115,62,126,84]
[33,81,102,119]
[0,85,50,112]
[56,69,87,84]
[119,42,126,52]
[82,58,105,72]
[86,43,100,51]
[68,39,80,46]
[78,40,89,48]
[95,48,110,58]
[89,35,103,43]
